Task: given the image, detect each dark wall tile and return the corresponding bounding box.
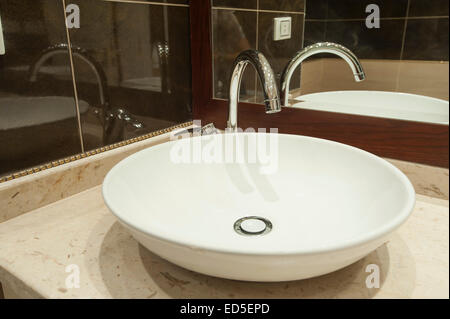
[326,0,409,19]
[306,0,448,20]
[323,19,405,59]
[409,0,449,17]
[403,18,449,60]
[306,0,329,19]
[0,0,82,177]
[304,21,326,46]
[146,0,189,4]
[212,0,257,9]
[259,0,305,12]
[212,9,257,101]
[304,0,448,62]
[68,0,192,150]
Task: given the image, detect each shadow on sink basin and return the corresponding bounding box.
[93,220,416,298]
[225,162,280,202]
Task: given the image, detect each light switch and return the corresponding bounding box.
[273,17,292,41]
[280,20,291,37]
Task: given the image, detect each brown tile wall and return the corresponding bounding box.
[301,0,449,98]
[305,0,449,61]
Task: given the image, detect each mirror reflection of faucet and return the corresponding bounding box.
[120,41,171,94]
[28,43,109,106]
[28,43,145,145]
[224,43,365,131]
[156,41,171,94]
[280,42,366,106]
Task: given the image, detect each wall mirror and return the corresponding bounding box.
[0,0,192,180]
[210,0,448,125]
[194,0,449,167]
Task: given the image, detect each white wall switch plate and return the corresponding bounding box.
[0,13,5,55]
[273,17,292,41]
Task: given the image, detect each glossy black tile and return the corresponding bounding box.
[409,0,449,17]
[303,0,449,62]
[303,21,326,46]
[305,0,329,19]
[212,0,257,9]
[403,18,449,60]
[323,19,405,59]
[68,0,192,150]
[326,0,409,19]
[212,9,257,101]
[0,0,82,177]
[259,0,305,12]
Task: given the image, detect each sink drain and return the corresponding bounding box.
[234,216,272,236]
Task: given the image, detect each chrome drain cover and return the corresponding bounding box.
[234,216,272,236]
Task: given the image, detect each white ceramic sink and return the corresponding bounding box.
[293,91,449,125]
[103,133,415,282]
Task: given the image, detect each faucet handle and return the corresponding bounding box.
[173,123,218,137]
[200,123,217,135]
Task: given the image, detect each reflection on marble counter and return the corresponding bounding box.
[0,186,448,299]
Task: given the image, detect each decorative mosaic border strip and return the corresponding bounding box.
[0,121,193,184]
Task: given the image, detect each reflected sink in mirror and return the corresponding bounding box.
[103,133,415,282]
[291,91,449,125]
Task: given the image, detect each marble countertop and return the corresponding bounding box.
[0,186,448,299]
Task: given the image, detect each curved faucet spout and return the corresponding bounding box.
[28,43,109,107]
[227,50,281,131]
[280,42,366,106]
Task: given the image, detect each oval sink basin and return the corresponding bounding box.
[103,133,415,282]
[292,90,449,125]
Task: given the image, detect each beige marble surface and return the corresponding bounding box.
[0,186,448,299]
[386,158,449,200]
[0,123,192,223]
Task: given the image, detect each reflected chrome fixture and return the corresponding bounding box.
[104,107,145,144]
[280,42,366,106]
[200,123,218,135]
[103,107,145,144]
[107,108,144,130]
[29,43,145,144]
[173,122,217,137]
[155,41,171,94]
[28,43,109,107]
[227,50,281,131]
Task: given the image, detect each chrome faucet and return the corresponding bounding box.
[227,50,281,131]
[280,42,366,106]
